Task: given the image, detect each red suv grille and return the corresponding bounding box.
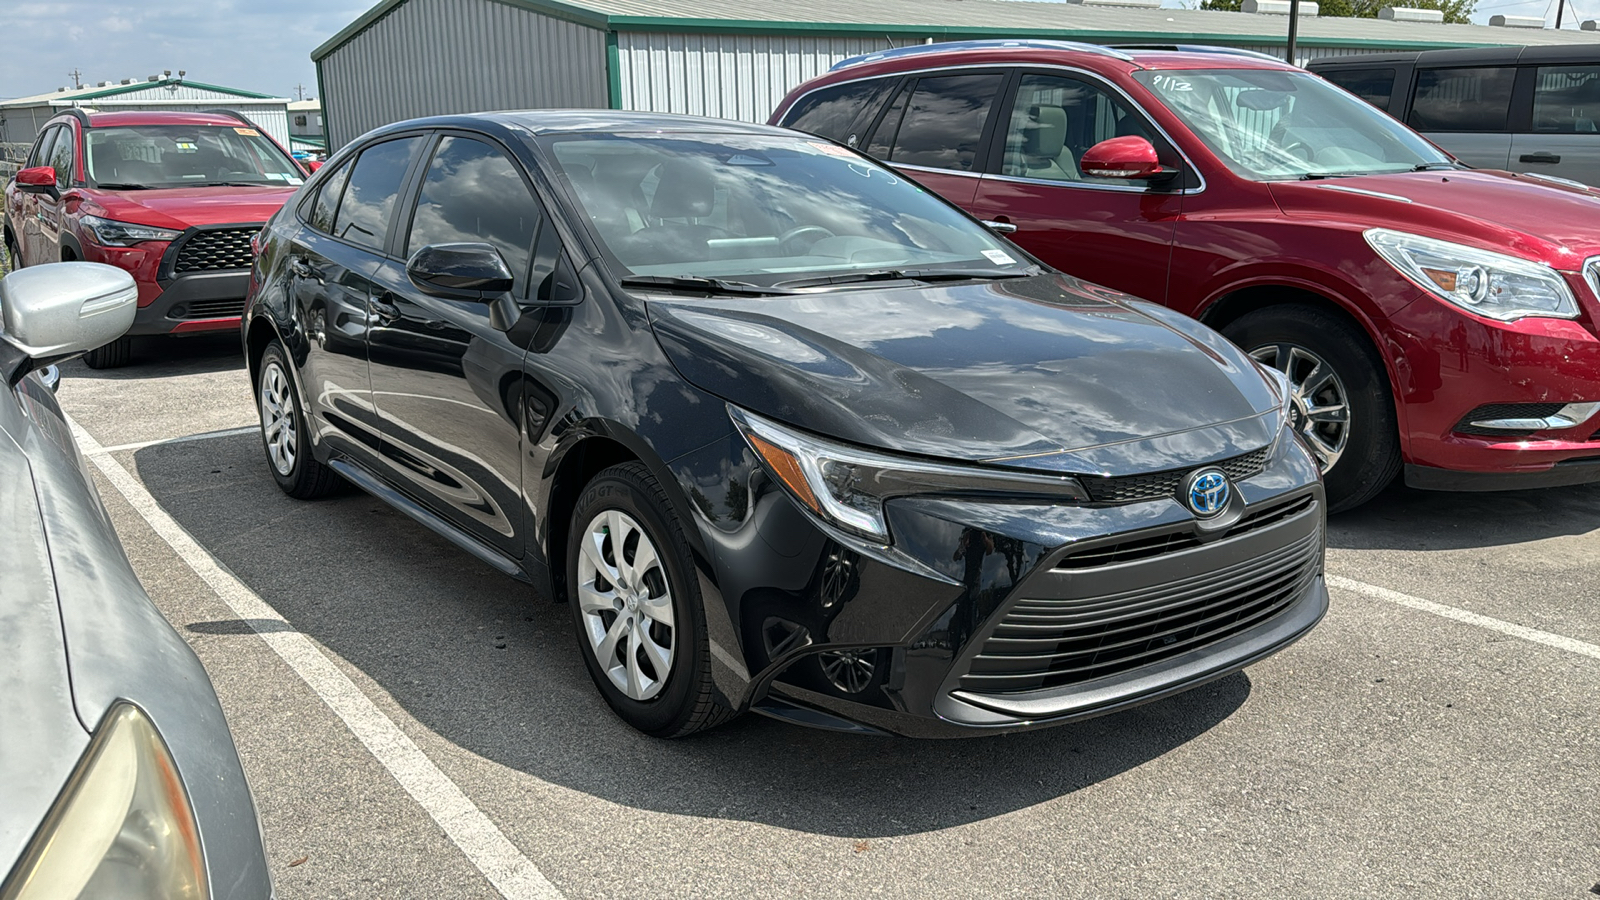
[173,227,258,273]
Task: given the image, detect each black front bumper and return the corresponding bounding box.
[130,271,250,335]
[1405,459,1600,492]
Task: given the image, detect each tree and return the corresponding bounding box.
[1199,0,1475,23]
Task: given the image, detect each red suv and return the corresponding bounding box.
[773,41,1600,511]
[4,109,304,367]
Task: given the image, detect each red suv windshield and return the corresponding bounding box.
[84,124,304,190]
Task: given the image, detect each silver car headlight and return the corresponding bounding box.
[79,215,182,247]
[1365,228,1578,321]
[730,406,1089,543]
[2,703,207,899]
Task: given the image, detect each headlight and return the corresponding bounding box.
[1365,228,1578,321]
[1,703,207,900]
[79,215,182,247]
[730,406,1088,542]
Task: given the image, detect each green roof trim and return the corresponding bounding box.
[65,78,278,101]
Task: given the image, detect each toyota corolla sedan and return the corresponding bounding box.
[242,111,1328,738]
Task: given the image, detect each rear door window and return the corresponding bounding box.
[332,137,423,252]
[781,77,898,148]
[1531,66,1600,133]
[405,136,544,292]
[1409,67,1515,132]
[1321,68,1397,111]
[869,73,1005,172]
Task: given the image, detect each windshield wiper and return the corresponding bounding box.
[1299,172,1358,180]
[618,275,790,296]
[1411,162,1461,172]
[773,267,1036,290]
[94,182,152,190]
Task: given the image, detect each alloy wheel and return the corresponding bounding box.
[576,510,676,701]
[1249,343,1350,472]
[259,361,298,476]
[819,649,875,694]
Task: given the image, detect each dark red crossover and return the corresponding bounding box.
[773,41,1600,511]
[3,109,304,367]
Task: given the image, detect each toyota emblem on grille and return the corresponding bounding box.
[1184,468,1231,518]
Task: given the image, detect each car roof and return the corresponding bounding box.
[68,110,256,129]
[365,109,796,139]
[823,41,1299,79]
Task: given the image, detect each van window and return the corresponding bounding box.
[873,73,1004,172]
[1320,68,1396,111]
[783,78,897,147]
[1409,67,1515,133]
[1532,66,1600,134]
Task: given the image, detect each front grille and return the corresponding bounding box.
[958,525,1321,694]
[172,227,258,273]
[1454,402,1566,437]
[1080,445,1272,504]
[174,297,245,320]
[1055,493,1315,569]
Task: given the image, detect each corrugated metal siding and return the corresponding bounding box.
[616,33,925,122]
[321,0,607,149]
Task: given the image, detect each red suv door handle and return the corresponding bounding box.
[1520,152,1561,164]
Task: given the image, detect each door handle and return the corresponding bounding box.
[369,296,402,324]
[1520,152,1561,164]
[982,219,1018,234]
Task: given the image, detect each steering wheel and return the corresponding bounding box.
[1283,141,1315,163]
[779,225,834,252]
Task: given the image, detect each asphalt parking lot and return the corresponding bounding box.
[56,334,1600,900]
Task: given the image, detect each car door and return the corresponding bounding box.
[15,126,60,266]
[968,69,1182,305]
[860,70,1009,206]
[1511,64,1600,186]
[1407,66,1516,171]
[37,121,76,263]
[283,135,425,468]
[366,132,545,557]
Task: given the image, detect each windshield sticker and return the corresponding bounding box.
[234,127,261,136]
[175,141,197,151]
[983,249,1017,266]
[806,141,857,159]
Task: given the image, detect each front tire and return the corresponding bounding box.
[256,341,340,499]
[1222,304,1400,513]
[567,462,733,738]
[82,336,133,369]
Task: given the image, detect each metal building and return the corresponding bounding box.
[0,77,293,149]
[313,0,1600,150]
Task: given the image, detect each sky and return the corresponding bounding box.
[0,0,1591,102]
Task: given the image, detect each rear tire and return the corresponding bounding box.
[567,462,734,738]
[3,233,19,272]
[82,336,133,369]
[256,341,341,499]
[1222,304,1400,513]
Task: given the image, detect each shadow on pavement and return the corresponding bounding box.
[1328,478,1600,552]
[60,334,242,381]
[135,433,1251,839]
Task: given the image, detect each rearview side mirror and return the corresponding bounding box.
[0,263,138,386]
[304,160,324,175]
[1080,137,1174,182]
[406,243,515,299]
[15,166,59,198]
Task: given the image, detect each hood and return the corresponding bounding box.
[0,432,91,876]
[648,273,1280,477]
[84,184,298,230]
[1269,170,1600,269]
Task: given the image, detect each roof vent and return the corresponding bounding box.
[1583,18,1599,28]
[1489,13,1544,26]
[1243,0,1320,15]
[1379,6,1444,21]
[57,86,67,92]
[120,79,132,85]
[97,81,109,87]
[147,74,158,81]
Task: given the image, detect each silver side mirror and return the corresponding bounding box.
[1,263,137,386]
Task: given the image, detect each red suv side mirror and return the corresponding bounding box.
[15,166,58,196]
[302,160,324,175]
[1080,137,1169,181]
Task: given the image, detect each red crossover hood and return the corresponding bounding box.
[82,185,299,230]
[1269,170,1600,271]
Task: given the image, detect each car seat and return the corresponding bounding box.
[610,161,731,266]
[1013,106,1079,181]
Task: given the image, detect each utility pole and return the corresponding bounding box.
[68,68,83,89]
[1285,0,1300,65]
[294,83,307,101]
[1556,0,1566,28]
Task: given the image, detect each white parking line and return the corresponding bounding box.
[1328,574,1600,662]
[98,425,259,454]
[69,419,564,900]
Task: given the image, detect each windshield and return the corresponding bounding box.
[85,125,305,189]
[1133,69,1453,180]
[541,133,1031,286]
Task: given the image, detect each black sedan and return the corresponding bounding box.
[242,111,1327,738]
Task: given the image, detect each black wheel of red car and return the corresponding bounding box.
[3,233,20,272]
[256,341,341,499]
[1223,304,1401,513]
[566,462,734,738]
[82,336,133,370]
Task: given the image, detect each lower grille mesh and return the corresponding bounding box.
[1080,445,1272,504]
[173,227,257,273]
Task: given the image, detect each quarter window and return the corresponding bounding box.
[332,137,422,251]
[308,160,352,235]
[872,73,1004,172]
[406,136,543,290]
[1409,67,1515,133]
[1531,66,1600,134]
[1320,68,1397,111]
[782,78,897,147]
[1000,74,1147,184]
